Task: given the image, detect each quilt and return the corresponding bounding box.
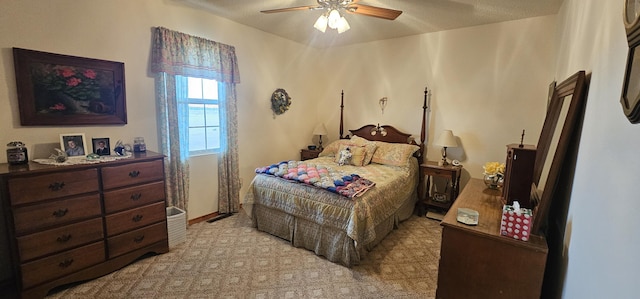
[255,160,376,198]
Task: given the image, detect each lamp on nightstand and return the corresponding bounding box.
[313,123,328,151]
[435,129,458,166]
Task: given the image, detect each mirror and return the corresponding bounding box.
[621,0,640,123]
[531,71,588,235]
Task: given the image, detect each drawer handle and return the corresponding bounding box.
[133,235,145,243]
[130,193,142,201]
[48,182,65,191]
[57,234,72,243]
[132,214,143,222]
[129,170,140,178]
[52,208,69,218]
[58,258,74,268]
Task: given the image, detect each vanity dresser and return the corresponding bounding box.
[0,151,169,298]
[436,178,548,299]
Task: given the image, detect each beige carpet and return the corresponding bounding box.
[46,211,443,299]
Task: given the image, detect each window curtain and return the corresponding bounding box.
[151,27,241,214]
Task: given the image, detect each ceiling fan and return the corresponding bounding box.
[260,0,402,33]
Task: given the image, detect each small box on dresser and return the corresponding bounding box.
[0,151,169,299]
[500,203,533,241]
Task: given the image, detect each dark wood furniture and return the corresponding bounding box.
[420,161,462,213]
[436,178,548,299]
[502,144,536,208]
[0,151,169,299]
[300,149,321,160]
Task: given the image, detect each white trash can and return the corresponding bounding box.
[166,206,186,248]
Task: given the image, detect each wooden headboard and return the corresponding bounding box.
[337,89,428,165]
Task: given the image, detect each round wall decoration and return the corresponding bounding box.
[271,88,291,115]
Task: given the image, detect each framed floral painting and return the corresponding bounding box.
[13,48,127,126]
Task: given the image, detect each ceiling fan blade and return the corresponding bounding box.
[347,4,402,20]
[260,5,321,14]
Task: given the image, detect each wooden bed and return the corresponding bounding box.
[243,90,427,267]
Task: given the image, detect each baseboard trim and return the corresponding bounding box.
[188,212,217,226]
[186,204,243,226]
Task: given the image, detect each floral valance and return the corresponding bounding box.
[151,27,240,84]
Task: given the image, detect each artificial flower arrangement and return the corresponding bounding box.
[483,161,506,189]
[483,161,505,177]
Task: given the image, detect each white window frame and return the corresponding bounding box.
[179,76,222,156]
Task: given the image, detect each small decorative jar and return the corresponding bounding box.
[6,141,28,165]
[133,137,146,152]
[483,174,504,190]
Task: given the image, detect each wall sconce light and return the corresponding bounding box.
[313,123,328,150]
[435,130,458,166]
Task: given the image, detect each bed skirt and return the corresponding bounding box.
[249,190,417,267]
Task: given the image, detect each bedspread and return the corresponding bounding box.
[244,156,419,247]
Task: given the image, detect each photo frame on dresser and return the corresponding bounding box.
[531,71,588,235]
[60,133,88,158]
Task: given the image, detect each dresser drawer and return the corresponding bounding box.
[13,194,102,235]
[105,202,166,236]
[103,181,166,213]
[423,167,454,177]
[101,160,164,190]
[8,169,99,205]
[17,218,104,262]
[107,221,168,258]
[20,241,105,289]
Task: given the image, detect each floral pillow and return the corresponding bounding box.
[349,135,378,165]
[334,144,367,166]
[318,139,349,157]
[371,141,420,166]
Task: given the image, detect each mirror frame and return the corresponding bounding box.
[621,0,640,123]
[532,71,588,235]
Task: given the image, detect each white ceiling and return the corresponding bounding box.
[174,0,564,48]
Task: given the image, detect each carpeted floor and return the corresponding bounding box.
[46,211,443,299]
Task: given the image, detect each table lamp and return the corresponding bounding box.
[435,129,458,166]
[313,123,328,150]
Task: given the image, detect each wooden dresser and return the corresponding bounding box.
[0,151,169,298]
[436,178,548,299]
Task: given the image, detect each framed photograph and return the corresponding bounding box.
[60,133,88,158]
[13,48,127,126]
[92,137,111,156]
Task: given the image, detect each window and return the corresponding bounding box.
[179,76,221,155]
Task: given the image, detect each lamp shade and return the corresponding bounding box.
[435,130,458,148]
[314,15,328,32]
[337,17,350,33]
[313,123,328,136]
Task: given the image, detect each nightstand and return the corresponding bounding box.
[419,161,462,214]
[300,148,321,160]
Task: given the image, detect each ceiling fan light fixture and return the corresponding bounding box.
[314,14,328,32]
[337,17,350,33]
[328,9,341,29]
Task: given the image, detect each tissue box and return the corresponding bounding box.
[500,204,533,241]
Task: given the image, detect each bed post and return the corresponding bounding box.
[340,90,345,139]
[420,87,428,161]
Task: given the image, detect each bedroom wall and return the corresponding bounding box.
[313,16,556,183]
[551,1,639,298]
[0,0,322,282]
